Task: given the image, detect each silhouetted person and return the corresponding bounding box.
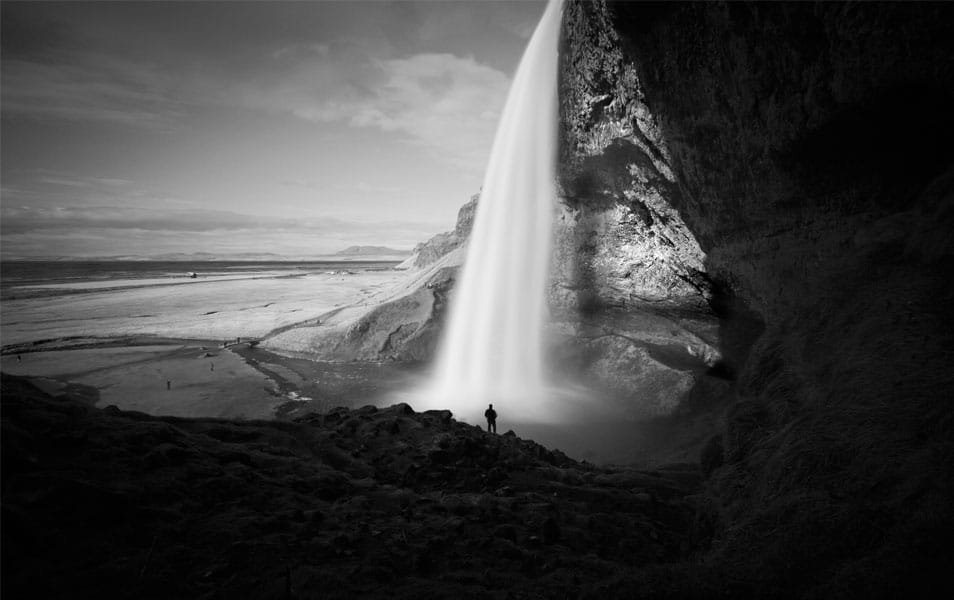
[485,404,497,434]
[210,362,214,372]
[16,354,21,362]
[166,380,171,390]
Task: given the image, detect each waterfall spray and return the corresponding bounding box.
[420,0,564,423]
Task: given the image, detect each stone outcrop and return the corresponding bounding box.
[410,195,478,268]
[561,0,954,595]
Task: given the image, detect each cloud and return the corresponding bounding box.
[0,226,429,259]
[1,55,183,128]
[497,14,538,40]
[239,51,510,173]
[0,2,519,260]
[0,203,442,257]
[2,205,281,234]
[2,3,512,172]
[280,179,324,190]
[350,53,509,170]
[36,175,135,189]
[0,204,408,234]
[0,172,194,212]
[279,179,405,195]
[347,181,405,195]
[414,2,539,45]
[0,171,445,258]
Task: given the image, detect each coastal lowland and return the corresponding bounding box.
[0,260,417,420]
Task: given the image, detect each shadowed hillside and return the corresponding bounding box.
[2,375,702,599]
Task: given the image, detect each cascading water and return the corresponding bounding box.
[419,0,564,423]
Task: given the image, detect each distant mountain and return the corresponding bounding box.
[333,246,413,257]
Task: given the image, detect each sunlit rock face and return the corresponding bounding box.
[410,195,477,269]
[563,0,954,594]
[550,0,724,418]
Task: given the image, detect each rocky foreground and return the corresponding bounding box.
[2,374,709,599]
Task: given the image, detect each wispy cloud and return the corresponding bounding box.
[1,172,442,258]
[2,0,514,171]
[0,204,441,258]
[238,51,509,173]
[3,38,509,173]
[0,204,437,235]
[2,205,292,234]
[0,1,531,258]
[280,179,324,190]
[352,53,508,170]
[0,172,195,211]
[36,175,135,189]
[1,54,184,129]
[279,179,405,195]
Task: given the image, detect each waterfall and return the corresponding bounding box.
[420,0,564,423]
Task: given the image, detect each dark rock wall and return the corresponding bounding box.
[561,0,954,595]
[611,1,954,317]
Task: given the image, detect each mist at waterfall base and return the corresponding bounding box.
[409,0,590,426]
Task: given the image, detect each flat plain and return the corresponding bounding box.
[0,268,412,419]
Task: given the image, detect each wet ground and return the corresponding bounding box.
[0,338,422,421]
[0,337,721,465]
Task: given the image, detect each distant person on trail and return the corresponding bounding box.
[484,404,498,434]
[166,380,171,390]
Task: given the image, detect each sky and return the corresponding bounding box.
[0,0,547,258]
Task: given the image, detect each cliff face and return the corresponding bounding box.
[561,0,954,594]
[264,193,475,362]
[548,0,727,420]
[411,195,477,269]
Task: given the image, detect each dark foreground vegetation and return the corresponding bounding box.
[4,369,952,599]
[2,374,706,599]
